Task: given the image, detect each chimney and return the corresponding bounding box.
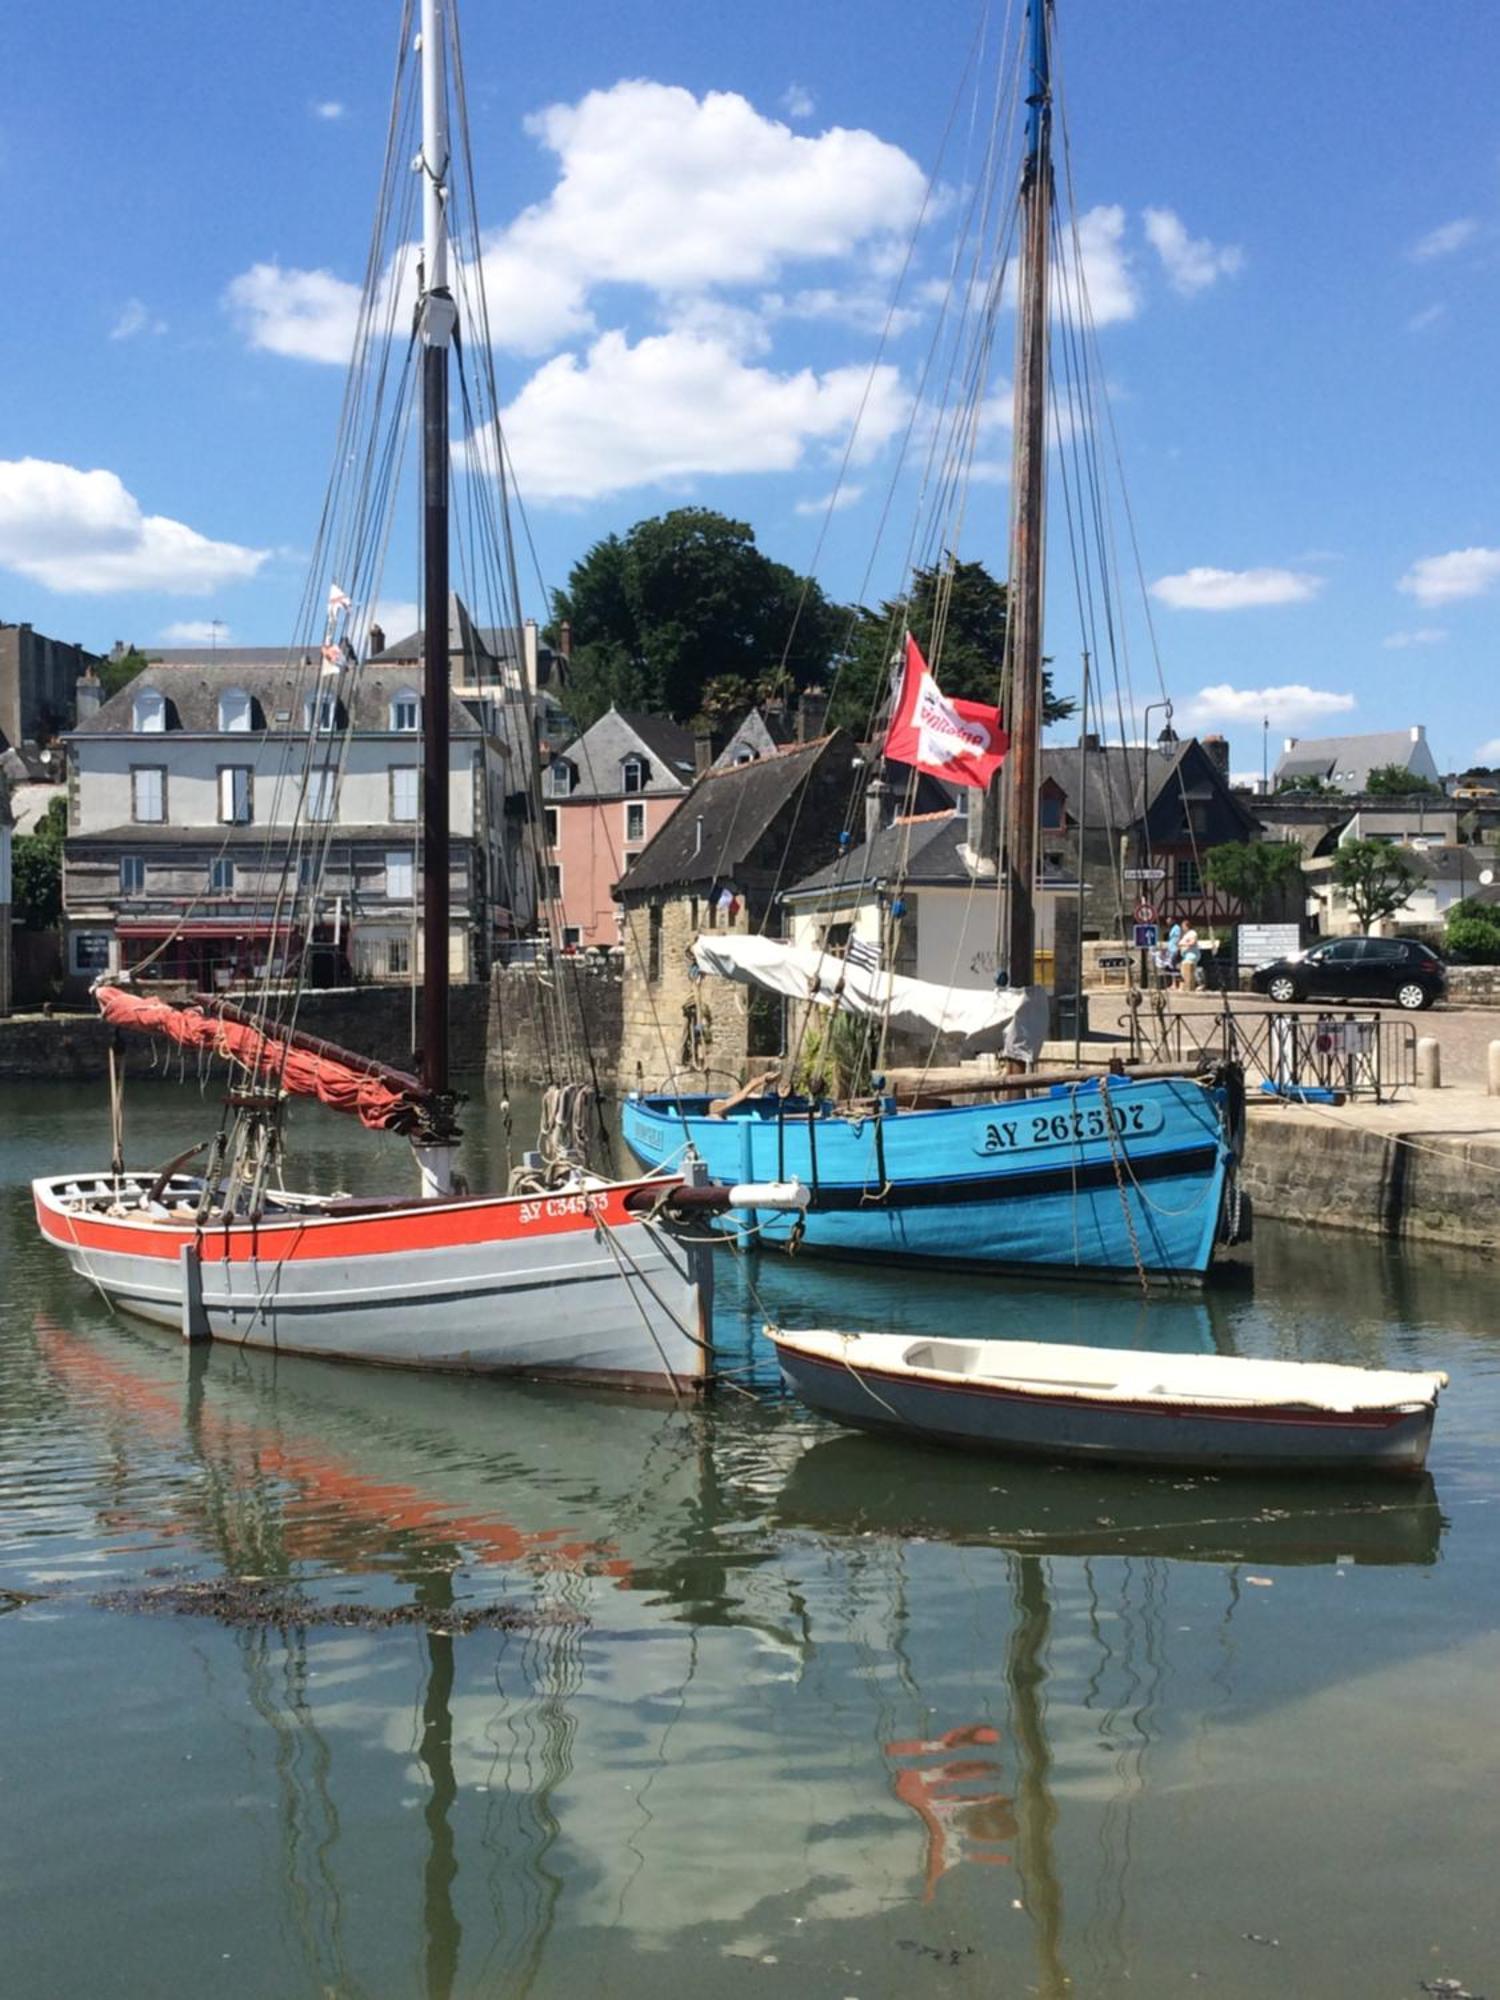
[1202,732,1231,780]
[1082,731,1101,753]
[1411,724,1425,742]
[797,685,829,742]
[368,622,386,657]
[559,620,573,661]
[694,726,719,777]
[864,775,888,846]
[75,668,101,723]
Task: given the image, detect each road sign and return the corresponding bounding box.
[1132,923,1159,951]
[1134,900,1157,924]
[1123,866,1166,883]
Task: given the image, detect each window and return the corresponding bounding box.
[385,850,415,900]
[390,688,420,732]
[390,765,419,822]
[549,761,572,797]
[210,857,234,894]
[73,932,111,974]
[1040,791,1064,830]
[306,768,337,822]
[543,807,559,847]
[621,756,646,794]
[119,856,144,895]
[625,801,646,844]
[305,692,340,732]
[544,863,562,900]
[1174,855,1202,895]
[298,854,315,889]
[648,903,663,981]
[219,688,254,732]
[218,765,253,825]
[132,688,166,733]
[562,926,582,949]
[1360,938,1404,961]
[387,936,411,977]
[131,766,166,823]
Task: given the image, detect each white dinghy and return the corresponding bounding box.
[767,1329,1446,1477]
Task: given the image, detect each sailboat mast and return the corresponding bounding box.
[1003,0,1053,987]
[419,0,456,1111]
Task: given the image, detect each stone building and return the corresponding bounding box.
[0,766,12,1016]
[1,621,102,747]
[613,731,861,1091]
[1274,724,1441,796]
[62,658,513,996]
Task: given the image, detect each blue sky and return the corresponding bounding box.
[3,0,1498,777]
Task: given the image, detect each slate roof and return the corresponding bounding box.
[143,645,297,671]
[371,594,564,688]
[615,732,856,896]
[1041,740,1259,837]
[68,661,480,739]
[1273,729,1438,794]
[554,707,697,799]
[784,812,976,899]
[66,822,477,847]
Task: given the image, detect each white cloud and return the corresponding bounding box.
[1183,683,1356,727]
[1058,204,1139,326]
[0,458,268,596]
[364,600,420,649]
[1407,303,1446,333]
[1142,208,1244,295]
[159,619,231,643]
[495,328,909,502]
[1150,566,1322,611]
[1411,218,1478,261]
[794,484,865,517]
[227,82,926,366]
[1476,738,1500,762]
[1399,546,1500,604]
[1382,627,1448,649]
[311,100,346,121]
[110,297,166,340]
[224,261,364,364]
[781,84,815,121]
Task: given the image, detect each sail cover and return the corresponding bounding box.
[95,985,432,1133]
[691,936,1050,1061]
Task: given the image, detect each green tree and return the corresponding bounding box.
[828,556,1075,736]
[11,795,67,930]
[1364,762,1443,798]
[1276,773,1338,796]
[98,647,151,702]
[1202,839,1304,915]
[1444,897,1500,965]
[1330,837,1422,930]
[553,509,845,728]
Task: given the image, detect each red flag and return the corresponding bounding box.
[883,634,1008,789]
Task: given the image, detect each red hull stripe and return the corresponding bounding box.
[787,1347,1416,1433]
[35,1180,678,1265]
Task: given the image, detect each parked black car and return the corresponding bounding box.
[1249,936,1446,1010]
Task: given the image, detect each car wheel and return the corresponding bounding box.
[1396,982,1430,1011]
[1266,976,1298,1004]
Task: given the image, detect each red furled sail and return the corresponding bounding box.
[95,984,431,1133]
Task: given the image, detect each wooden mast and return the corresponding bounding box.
[417,0,460,1184]
[1003,0,1053,988]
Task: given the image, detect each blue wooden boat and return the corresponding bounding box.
[620,1070,1242,1282]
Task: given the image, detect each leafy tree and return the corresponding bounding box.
[1276,773,1338,796]
[1444,897,1500,965]
[553,509,845,729]
[11,795,67,930]
[1202,839,1304,914]
[828,556,1076,736]
[98,648,151,702]
[1364,762,1443,798]
[1330,837,1422,930]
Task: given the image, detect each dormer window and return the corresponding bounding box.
[133,687,166,733]
[219,687,254,733]
[390,688,420,732]
[549,760,573,798]
[305,692,341,732]
[621,756,647,794]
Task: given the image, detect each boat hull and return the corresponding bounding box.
[33,1172,708,1393]
[772,1335,1439,1477]
[621,1074,1235,1282]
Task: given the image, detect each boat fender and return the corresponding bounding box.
[727,1181,810,1211]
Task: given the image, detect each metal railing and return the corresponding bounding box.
[1115,999,1418,1102]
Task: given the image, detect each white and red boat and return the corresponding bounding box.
[34,0,807,1391]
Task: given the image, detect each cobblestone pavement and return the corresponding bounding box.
[1085,986,1500,1090]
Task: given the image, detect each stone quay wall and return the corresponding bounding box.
[1242,1110,1500,1258]
[485,957,623,1090]
[1447,966,1500,1008]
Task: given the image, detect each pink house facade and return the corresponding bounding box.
[543,710,697,947]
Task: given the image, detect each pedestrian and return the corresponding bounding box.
[1162,923,1183,987]
[1178,925,1201,992]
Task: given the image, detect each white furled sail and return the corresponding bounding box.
[691,936,1051,1063]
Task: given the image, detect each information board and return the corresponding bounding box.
[1237,922,1301,968]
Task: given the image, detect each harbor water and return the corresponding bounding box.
[2,1079,1498,1997]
